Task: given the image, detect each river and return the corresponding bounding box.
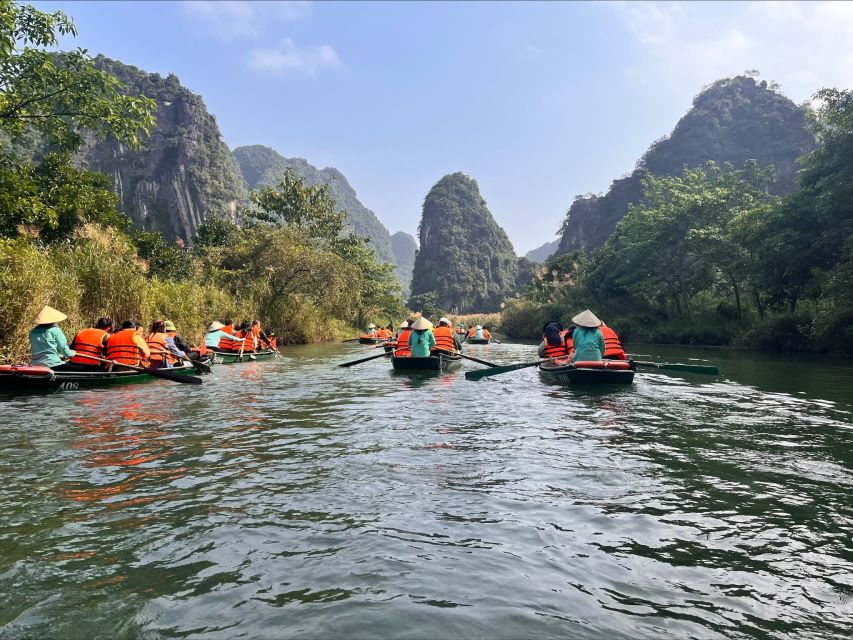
[1,342,851,639]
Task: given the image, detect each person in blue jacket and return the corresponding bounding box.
[570,309,606,362]
[29,305,76,370]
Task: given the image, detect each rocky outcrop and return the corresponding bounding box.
[410,172,518,313]
[232,144,395,264]
[391,231,417,298]
[524,239,560,263]
[75,57,246,244]
[557,76,816,253]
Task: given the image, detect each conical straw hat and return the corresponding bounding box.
[571,309,602,328]
[399,321,409,328]
[207,321,224,332]
[411,317,433,330]
[33,305,67,325]
[367,323,376,329]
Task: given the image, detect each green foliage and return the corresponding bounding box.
[194,216,239,249]
[407,292,445,321]
[0,1,155,151]
[410,172,519,313]
[132,229,194,280]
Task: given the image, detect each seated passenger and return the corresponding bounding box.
[106,320,150,368]
[538,322,571,359]
[431,317,461,354]
[408,317,436,357]
[570,309,605,363]
[146,320,184,369]
[600,322,627,360]
[69,317,112,369]
[29,305,77,371]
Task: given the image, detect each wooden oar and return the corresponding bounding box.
[433,348,499,368]
[187,358,212,373]
[84,356,203,384]
[464,357,555,381]
[338,349,397,368]
[632,360,719,375]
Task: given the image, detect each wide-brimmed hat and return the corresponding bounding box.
[164,320,177,332]
[411,317,433,331]
[33,305,67,325]
[439,317,450,326]
[207,321,225,332]
[475,324,482,329]
[399,321,409,328]
[572,309,602,328]
[367,323,376,329]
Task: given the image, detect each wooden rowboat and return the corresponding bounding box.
[466,337,490,345]
[391,353,462,372]
[359,336,381,344]
[383,340,397,353]
[208,349,278,364]
[0,362,199,394]
[538,358,635,385]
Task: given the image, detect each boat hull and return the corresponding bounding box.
[0,362,199,394]
[391,354,462,371]
[208,349,278,364]
[359,336,380,344]
[539,359,635,385]
[466,338,490,345]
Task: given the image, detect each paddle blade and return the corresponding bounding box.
[338,351,390,367]
[464,360,542,380]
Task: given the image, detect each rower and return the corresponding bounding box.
[204,321,229,350]
[29,305,77,371]
[466,324,476,338]
[431,317,461,354]
[570,309,605,363]
[408,317,435,357]
[475,324,484,340]
[69,317,112,369]
[251,320,274,351]
[366,323,377,337]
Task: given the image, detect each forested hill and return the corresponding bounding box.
[525,239,560,263]
[76,56,246,244]
[556,75,816,253]
[232,145,395,264]
[410,172,518,313]
[391,232,418,299]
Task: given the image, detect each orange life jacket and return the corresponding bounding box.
[106,329,148,367]
[229,329,251,353]
[466,328,476,337]
[432,325,457,352]
[70,328,108,366]
[218,326,239,351]
[396,328,412,356]
[482,329,491,339]
[145,332,171,364]
[601,324,627,360]
[543,332,571,358]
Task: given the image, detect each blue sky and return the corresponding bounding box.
[36,1,853,253]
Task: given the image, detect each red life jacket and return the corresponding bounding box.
[106,329,148,366]
[70,328,108,366]
[396,328,412,356]
[145,332,171,364]
[601,324,627,360]
[543,332,571,358]
[432,325,456,352]
[218,326,239,351]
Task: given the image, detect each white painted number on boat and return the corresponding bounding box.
[58,382,80,391]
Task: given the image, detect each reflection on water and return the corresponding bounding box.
[1,342,852,639]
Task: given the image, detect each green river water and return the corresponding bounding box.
[1,342,851,639]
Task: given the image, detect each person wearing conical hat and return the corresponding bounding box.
[29,305,77,370]
[570,309,605,363]
[475,324,484,340]
[365,322,377,336]
[407,317,436,358]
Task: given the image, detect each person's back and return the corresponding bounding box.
[396,328,413,356]
[600,324,627,359]
[107,323,149,367]
[29,305,76,369]
[475,326,484,339]
[538,323,570,359]
[217,321,239,351]
[432,320,459,352]
[205,321,228,348]
[571,326,604,362]
[482,327,491,340]
[70,325,109,368]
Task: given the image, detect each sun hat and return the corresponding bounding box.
[411,317,433,331]
[439,317,450,326]
[572,309,602,328]
[399,321,409,328]
[367,323,376,329]
[475,324,482,329]
[33,305,67,325]
[207,321,225,332]
[164,320,177,332]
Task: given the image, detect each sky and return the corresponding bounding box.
[35,1,853,254]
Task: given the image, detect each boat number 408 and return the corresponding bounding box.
[58,381,80,391]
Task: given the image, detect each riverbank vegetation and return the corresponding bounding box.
[503,89,853,354]
[0,2,402,362]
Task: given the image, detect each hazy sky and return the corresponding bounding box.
[36,1,853,253]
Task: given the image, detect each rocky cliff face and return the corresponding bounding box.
[410,172,518,313]
[557,76,816,253]
[232,144,395,264]
[75,57,246,244]
[391,231,417,298]
[524,238,560,263]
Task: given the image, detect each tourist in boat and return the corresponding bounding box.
[466,325,476,338]
[570,309,605,363]
[408,317,436,357]
[106,320,150,368]
[396,320,411,338]
[431,317,461,354]
[365,323,377,337]
[29,305,77,371]
[538,322,572,359]
[205,321,228,349]
[69,317,113,369]
[482,326,492,340]
[474,325,485,340]
[396,321,413,356]
[164,320,195,361]
[146,320,186,369]
[217,319,242,352]
[600,322,627,359]
[251,320,274,351]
